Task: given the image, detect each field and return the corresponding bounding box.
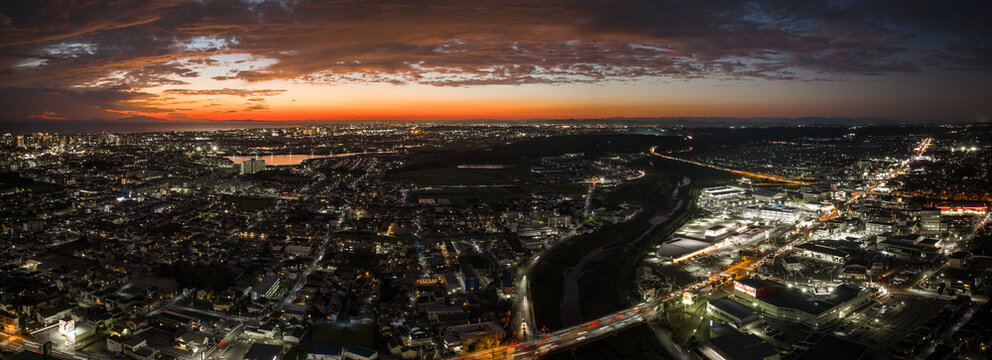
[311,324,375,347]
[400,134,689,170]
[387,134,691,209]
[389,166,585,207]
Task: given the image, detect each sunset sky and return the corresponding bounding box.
[1,0,990,123]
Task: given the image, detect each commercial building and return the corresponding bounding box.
[702,186,746,199]
[0,310,19,334]
[919,210,944,235]
[877,235,941,261]
[932,202,988,215]
[865,221,894,234]
[742,205,803,223]
[441,322,503,350]
[701,324,779,360]
[707,297,760,327]
[155,311,196,330]
[441,272,462,294]
[731,279,870,329]
[795,243,849,263]
[656,237,711,261]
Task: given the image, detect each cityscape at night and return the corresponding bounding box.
[1,2,992,360]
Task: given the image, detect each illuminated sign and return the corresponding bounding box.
[683,293,694,305]
[58,319,75,335]
[705,226,728,238]
[734,281,757,297]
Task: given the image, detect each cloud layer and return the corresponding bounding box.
[1,0,990,121]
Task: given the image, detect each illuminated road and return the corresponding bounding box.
[455,306,660,360]
[450,137,934,359]
[5,141,933,360]
[648,147,812,185]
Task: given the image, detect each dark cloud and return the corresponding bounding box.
[0,86,164,121]
[162,88,286,97]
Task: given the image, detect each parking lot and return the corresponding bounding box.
[216,338,252,360]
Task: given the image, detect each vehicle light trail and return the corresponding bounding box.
[649,146,812,185]
[451,138,932,360]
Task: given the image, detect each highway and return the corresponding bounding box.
[456,306,660,359]
[511,227,576,340]
[451,137,934,359]
[647,147,812,185]
[3,139,934,360]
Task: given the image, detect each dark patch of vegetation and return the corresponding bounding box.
[399,134,688,171]
[284,208,319,223]
[149,222,183,236]
[222,195,275,212]
[243,169,311,182]
[154,262,238,290]
[0,172,61,191]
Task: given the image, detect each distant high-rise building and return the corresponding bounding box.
[240,158,266,175]
[920,210,943,234]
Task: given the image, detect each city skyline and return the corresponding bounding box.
[2,1,992,126]
[2,2,992,359]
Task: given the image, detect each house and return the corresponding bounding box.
[307,344,343,360]
[345,346,378,360]
[36,304,75,325]
[123,337,159,360]
[387,337,405,355]
[284,326,307,344]
[106,335,126,354]
[177,331,210,349]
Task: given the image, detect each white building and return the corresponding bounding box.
[240,158,266,175]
